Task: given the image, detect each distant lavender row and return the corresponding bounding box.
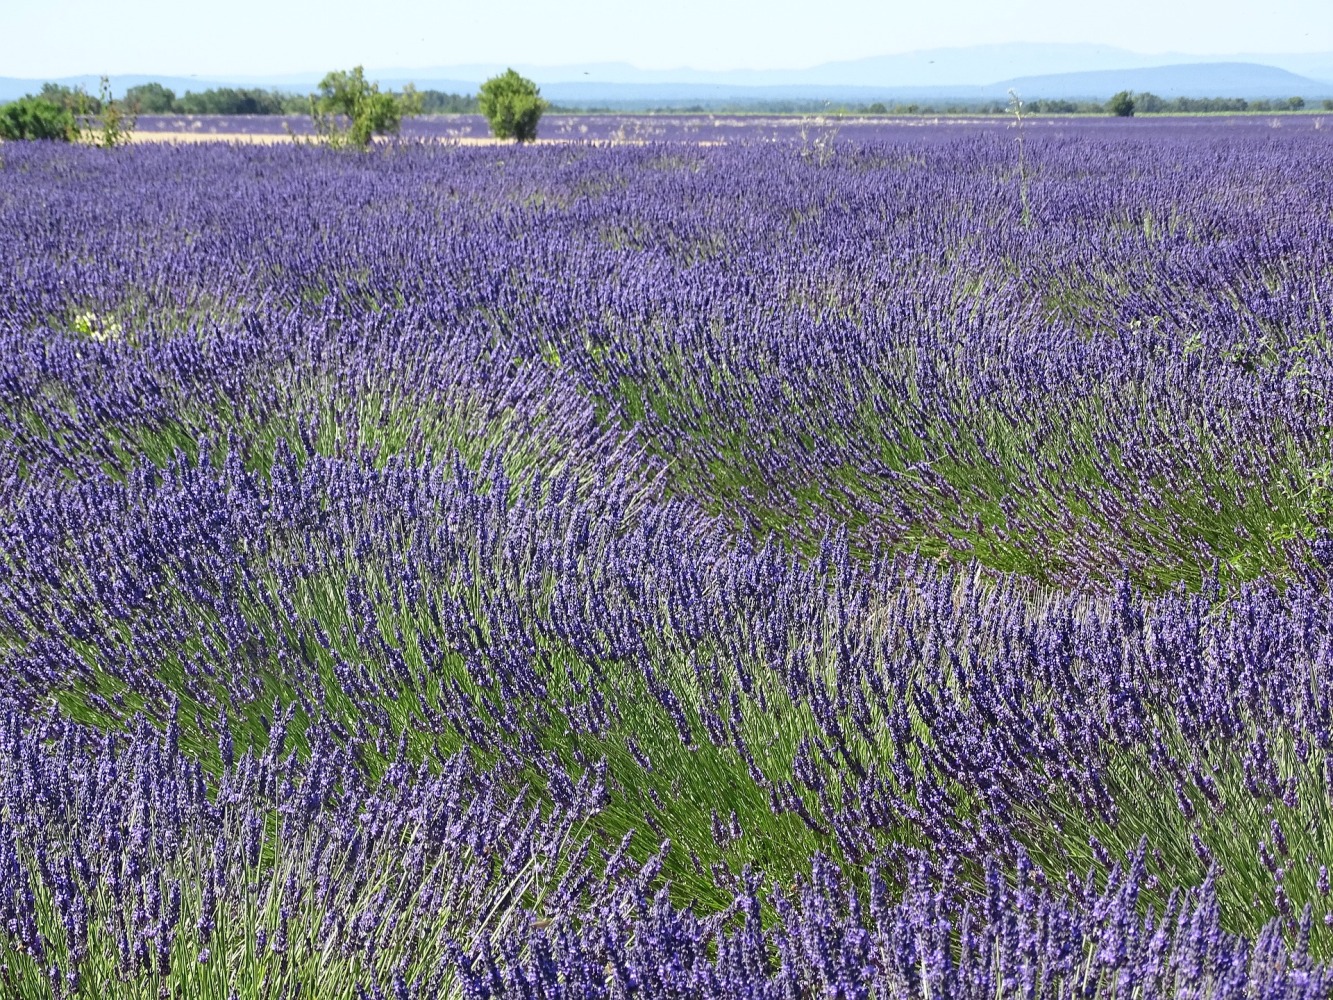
[128,111,1333,142]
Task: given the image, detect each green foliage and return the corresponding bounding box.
[77,77,135,148]
[1135,91,1167,113]
[1024,98,1075,113]
[1108,90,1136,117]
[124,82,176,113]
[309,66,417,150]
[1139,94,1310,114]
[416,89,480,114]
[70,310,129,345]
[1172,96,1249,112]
[39,82,96,112]
[0,96,75,141]
[176,86,296,115]
[478,69,548,143]
[0,79,132,145]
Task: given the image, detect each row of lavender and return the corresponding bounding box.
[6,376,1333,995]
[0,124,1331,995]
[129,111,1332,142]
[6,126,1332,586]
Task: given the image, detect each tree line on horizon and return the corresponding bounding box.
[10,81,1330,120]
[1,68,548,146]
[4,70,1328,149]
[26,81,481,117]
[671,92,1320,116]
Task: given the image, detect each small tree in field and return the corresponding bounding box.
[478,69,547,143]
[78,77,135,148]
[1108,91,1135,117]
[1,79,133,146]
[310,67,419,149]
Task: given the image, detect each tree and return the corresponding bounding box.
[124,82,176,113]
[1107,91,1135,117]
[1287,96,1305,111]
[416,90,480,114]
[1135,91,1166,113]
[0,96,75,141]
[310,67,418,149]
[175,87,291,115]
[478,69,547,143]
[77,77,134,148]
[40,82,96,112]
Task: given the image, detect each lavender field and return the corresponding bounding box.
[129,111,1321,143]
[2,118,1333,997]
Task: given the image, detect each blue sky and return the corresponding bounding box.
[8,0,1332,78]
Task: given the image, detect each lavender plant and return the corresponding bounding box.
[1008,88,1032,227]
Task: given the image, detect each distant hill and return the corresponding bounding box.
[306,63,1333,106]
[3,45,1331,106]
[991,62,1330,100]
[352,44,1333,91]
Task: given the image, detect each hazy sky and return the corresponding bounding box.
[7,0,1332,77]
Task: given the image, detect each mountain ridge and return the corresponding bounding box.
[361,45,1333,89]
[3,44,1331,105]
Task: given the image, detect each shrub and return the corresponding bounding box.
[39,82,95,112]
[478,69,547,143]
[78,76,135,148]
[309,66,418,150]
[1108,91,1135,117]
[0,96,75,141]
